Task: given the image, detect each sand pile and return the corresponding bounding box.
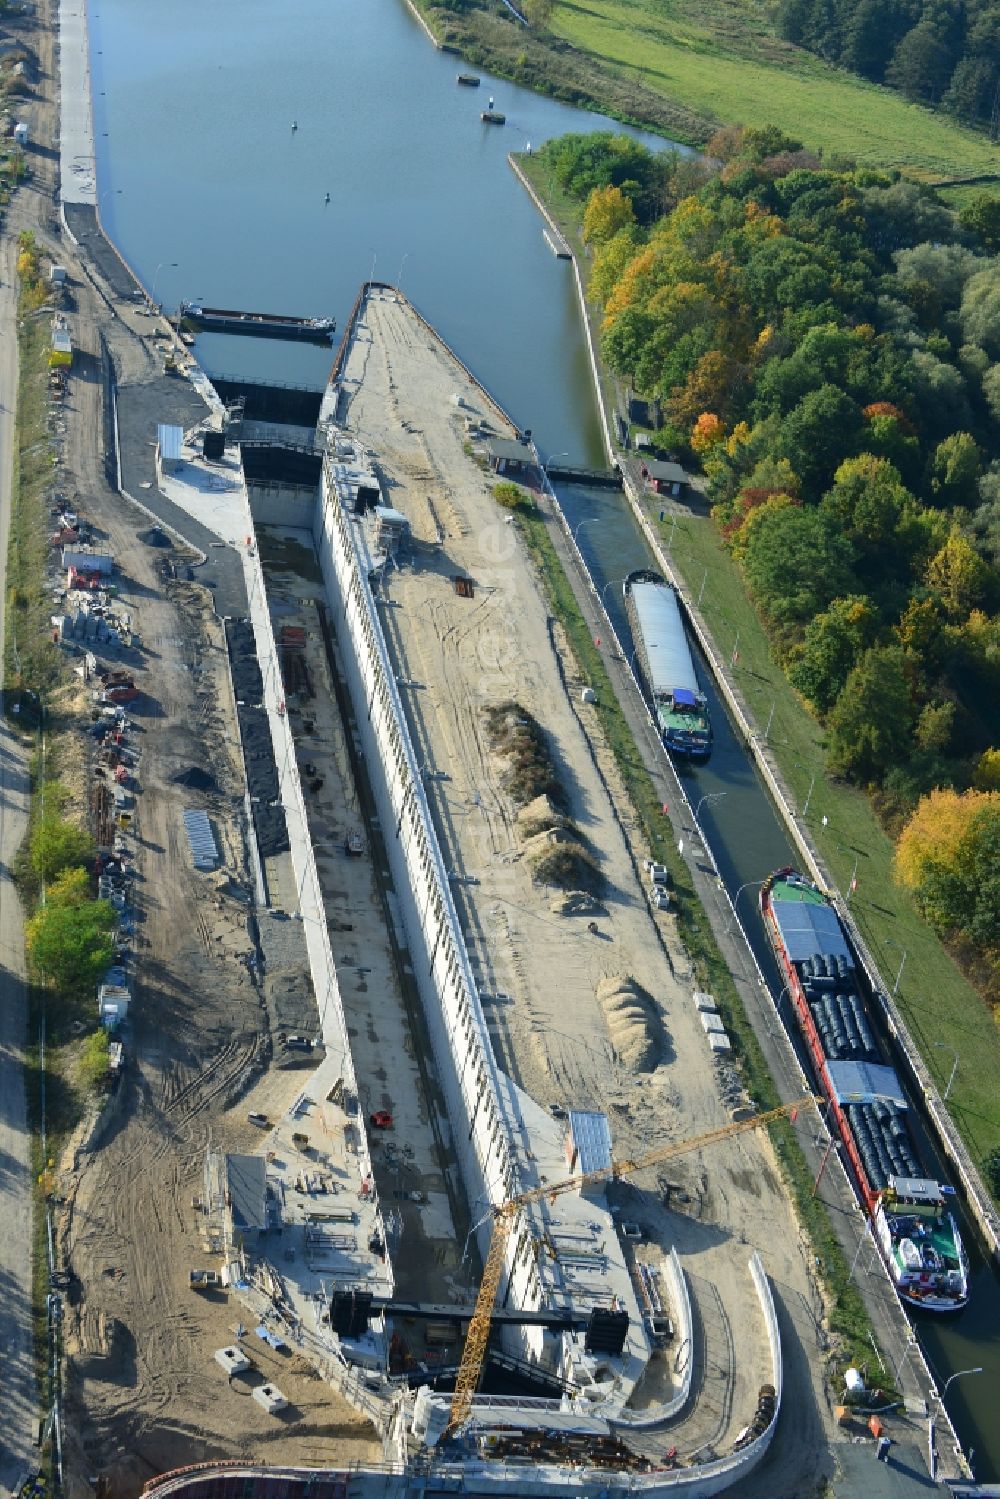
[549,889,604,917]
[517,792,570,837]
[596,973,664,1072]
[525,825,601,890]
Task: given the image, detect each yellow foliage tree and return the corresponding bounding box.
[690,412,724,453]
[895,787,999,891]
[973,748,1000,790]
[894,596,943,656]
[925,527,991,619]
[582,184,635,248]
[729,492,799,560]
[591,226,641,310]
[602,246,656,329]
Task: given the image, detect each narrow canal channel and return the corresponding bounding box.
[555,482,1000,1481]
[87,0,998,1474]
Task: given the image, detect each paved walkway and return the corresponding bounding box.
[0,198,37,1495]
[57,0,96,204]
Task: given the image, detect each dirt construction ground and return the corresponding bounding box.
[1,7,379,1481]
[53,363,380,1491]
[340,292,839,1483]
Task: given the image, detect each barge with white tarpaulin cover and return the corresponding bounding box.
[623,569,711,759]
[761,867,969,1312]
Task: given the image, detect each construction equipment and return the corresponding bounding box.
[446,1095,819,1437]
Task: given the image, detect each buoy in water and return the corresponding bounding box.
[324,192,330,203]
[292,120,298,131]
[488,96,494,108]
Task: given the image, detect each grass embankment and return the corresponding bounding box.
[548,0,999,184]
[660,512,1000,1173]
[521,164,1000,1194]
[408,0,713,144]
[5,256,64,702]
[514,501,882,1386]
[411,0,999,190]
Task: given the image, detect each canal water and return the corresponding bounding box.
[88,0,674,456]
[88,0,998,1473]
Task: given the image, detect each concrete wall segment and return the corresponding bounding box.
[312,473,539,1315]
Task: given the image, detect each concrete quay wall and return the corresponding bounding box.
[312,462,545,1322]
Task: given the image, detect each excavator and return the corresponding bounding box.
[446,1095,819,1436]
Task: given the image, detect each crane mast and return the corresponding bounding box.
[447,1096,817,1436]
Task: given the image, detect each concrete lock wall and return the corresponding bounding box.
[237,512,392,1291]
[246,481,319,531]
[313,462,548,1323]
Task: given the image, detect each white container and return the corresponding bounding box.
[845,1367,865,1394]
[13,122,29,146]
[252,1382,288,1414]
[215,1345,250,1376]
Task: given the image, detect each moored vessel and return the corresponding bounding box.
[761,868,969,1312]
[179,303,336,343]
[623,569,711,758]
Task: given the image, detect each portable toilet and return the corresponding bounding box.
[13,122,29,147]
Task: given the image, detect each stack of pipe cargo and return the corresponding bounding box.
[845,1098,921,1191]
[800,953,878,1063]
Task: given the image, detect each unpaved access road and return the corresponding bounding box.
[0,59,380,1482]
[48,304,382,1495]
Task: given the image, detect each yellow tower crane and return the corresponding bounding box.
[446,1096,819,1436]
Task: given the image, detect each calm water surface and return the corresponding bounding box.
[88,0,998,1473]
[89,0,674,453]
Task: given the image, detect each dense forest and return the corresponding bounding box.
[539,127,1000,989]
[776,0,999,129]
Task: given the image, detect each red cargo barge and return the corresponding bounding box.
[761,867,968,1312]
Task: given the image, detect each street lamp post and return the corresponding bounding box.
[572,517,601,547]
[599,578,620,610]
[728,877,766,933]
[886,940,907,995]
[812,1136,841,1197]
[942,1367,983,1400]
[150,261,177,306]
[933,1041,960,1101]
[693,791,726,826]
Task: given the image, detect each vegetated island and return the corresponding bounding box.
[520,125,1000,1200]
